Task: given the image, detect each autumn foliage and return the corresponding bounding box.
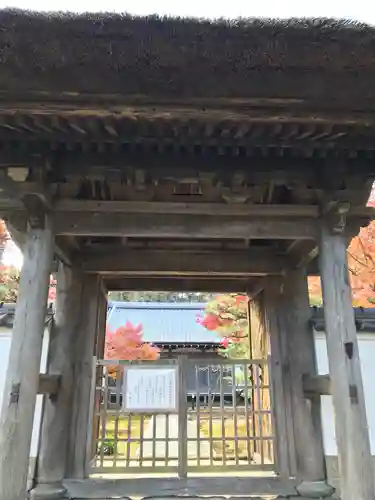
[197,293,250,359]
[105,322,160,375]
[309,198,375,307]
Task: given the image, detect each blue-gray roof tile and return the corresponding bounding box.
[107,302,221,343]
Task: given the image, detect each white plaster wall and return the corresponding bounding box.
[0,327,50,458]
[315,332,375,455]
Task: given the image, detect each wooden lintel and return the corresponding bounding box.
[82,249,286,276]
[37,374,61,396]
[55,200,321,217]
[54,212,318,239]
[105,276,259,292]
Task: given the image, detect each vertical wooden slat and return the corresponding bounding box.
[139,414,144,467]
[152,415,157,468]
[255,365,264,466]
[177,355,188,478]
[243,362,251,465]
[113,367,121,468]
[219,364,227,467]
[208,364,214,466]
[164,413,169,466]
[319,222,375,500]
[0,218,54,500]
[126,412,132,468]
[195,364,201,467]
[231,364,239,466]
[100,369,109,468]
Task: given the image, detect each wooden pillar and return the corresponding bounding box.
[248,295,273,464]
[31,264,84,499]
[281,268,326,483]
[319,221,375,500]
[91,285,108,461]
[0,219,54,500]
[263,281,295,479]
[66,274,102,479]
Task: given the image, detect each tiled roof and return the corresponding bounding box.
[107,302,221,344]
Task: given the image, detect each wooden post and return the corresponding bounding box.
[31,264,84,499]
[319,221,375,500]
[66,274,102,479]
[248,295,273,464]
[91,285,108,462]
[263,281,295,479]
[0,219,54,500]
[281,268,326,483]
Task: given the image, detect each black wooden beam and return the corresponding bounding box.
[105,276,260,292]
[82,249,286,276]
[54,211,319,239]
[54,200,320,217]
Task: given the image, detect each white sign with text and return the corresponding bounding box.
[123,366,177,412]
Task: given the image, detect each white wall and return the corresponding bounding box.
[0,328,50,458]
[315,332,375,455]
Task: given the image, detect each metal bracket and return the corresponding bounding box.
[9,382,20,404]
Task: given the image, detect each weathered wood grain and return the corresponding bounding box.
[303,374,331,396]
[281,268,326,482]
[82,249,286,276]
[0,218,54,500]
[54,212,319,240]
[66,275,101,479]
[263,281,295,479]
[32,264,84,495]
[319,222,375,500]
[63,476,298,498]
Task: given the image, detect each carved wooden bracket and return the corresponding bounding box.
[322,200,351,235]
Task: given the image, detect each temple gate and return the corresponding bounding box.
[0,10,374,500]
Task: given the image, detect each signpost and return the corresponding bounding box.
[122,366,178,413]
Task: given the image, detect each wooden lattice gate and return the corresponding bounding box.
[88,357,276,476]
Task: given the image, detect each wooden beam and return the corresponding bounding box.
[54,212,318,239]
[303,374,359,399]
[37,374,61,396]
[0,216,54,500]
[62,476,298,498]
[55,200,321,217]
[54,199,375,219]
[82,249,286,276]
[319,221,375,500]
[105,277,259,292]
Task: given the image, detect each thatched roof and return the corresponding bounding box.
[1,10,375,107]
